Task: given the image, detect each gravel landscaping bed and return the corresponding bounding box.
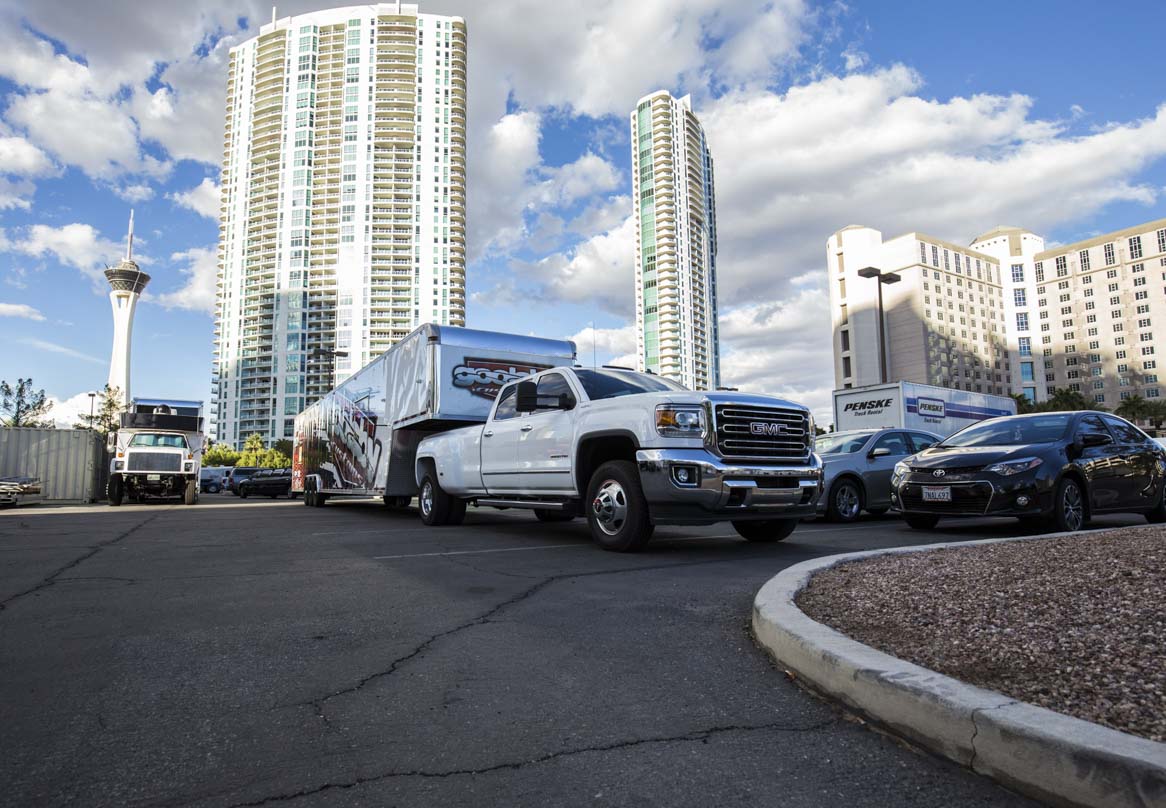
[796,526,1166,743]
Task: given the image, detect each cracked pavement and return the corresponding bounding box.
[0,497,1092,806]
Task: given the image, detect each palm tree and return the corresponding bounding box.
[1115,395,1149,424]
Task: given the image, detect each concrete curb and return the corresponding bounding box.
[752,530,1166,808]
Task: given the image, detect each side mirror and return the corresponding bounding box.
[869,447,891,458]
[106,433,117,452]
[1080,433,1113,448]
[558,393,576,411]
[516,380,538,413]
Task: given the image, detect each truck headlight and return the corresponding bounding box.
[655,405,706,438]
[985,457,1042,476]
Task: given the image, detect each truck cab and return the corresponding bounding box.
[107,399,204,506]
[416,367,823,551]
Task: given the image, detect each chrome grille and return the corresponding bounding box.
[126,451,182,472]
[714,404,810,461]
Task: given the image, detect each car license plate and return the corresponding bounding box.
[147,474,161,481]
[922,486,951,502]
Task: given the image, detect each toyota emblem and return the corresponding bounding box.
[932,469,946,478]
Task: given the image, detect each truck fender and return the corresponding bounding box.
[573,430,640,496]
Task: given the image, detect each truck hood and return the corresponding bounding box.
[587,390,809,412]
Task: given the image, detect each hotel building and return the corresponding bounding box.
[631,91,720,391]
[829,217,1166,408]
[213,3,467,446]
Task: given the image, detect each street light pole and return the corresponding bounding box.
[857,267,902,384]
[88,391,97,429]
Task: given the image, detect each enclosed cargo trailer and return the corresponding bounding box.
[292,324,576,503]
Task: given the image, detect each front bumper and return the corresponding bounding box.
[892,472,1051,517]
[636,449,822,525]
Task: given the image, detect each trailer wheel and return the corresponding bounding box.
[419,473,465,526]
[183,480,198,506]
[108,475,124,507]
[585,460,653,552]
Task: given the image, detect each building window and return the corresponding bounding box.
[1035,261,1044,282]
[1148,388,1161,399]
[1016,312,1029,330]
[931,245,939,267]
[842,356,852,378]
[1079,250,1090,271]
[1104,243,1116,265]
[1055,256,1068,277]
[840,330,850,351]
[1011,264,1024,283]
[1014,289,1027,306]
[1158,229,1166,254]
[1019,337,1032,357]
[1129,236,1143,260]
[920,242,927,264]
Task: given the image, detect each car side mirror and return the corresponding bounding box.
[516,380,538,413]
[558,393,576,411]
[869,447,891,458]
[1080,433,1113,448]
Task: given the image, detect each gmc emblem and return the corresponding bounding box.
[750,422,785,436]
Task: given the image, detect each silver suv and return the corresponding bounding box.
[815,428,939,522]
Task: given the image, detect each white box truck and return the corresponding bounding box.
[292,324,577,505]
[832,382,1016,438]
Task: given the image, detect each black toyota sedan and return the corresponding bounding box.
[891,411,1166,532]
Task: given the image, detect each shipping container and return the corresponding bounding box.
[0,428,105,503]
[832,382,1017,438]
[293,324,576,499]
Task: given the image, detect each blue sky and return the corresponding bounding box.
[1,0,1164,426]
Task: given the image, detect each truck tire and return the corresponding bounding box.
[904,513,940,530]
[826,478,863,523]
[585,460,653,552]
[107,475,124,507]
[418,472,465,526]
[732,519,798,542]
[534,508,575,523]
[184,480,198,506]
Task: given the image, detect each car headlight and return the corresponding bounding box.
[893,461,910,478]
[985,457,1043,476]
[655,405,706,438]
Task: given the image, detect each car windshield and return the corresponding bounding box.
[573,369,687,400]
[939,414,1072,447]
[128,433,188,449]
[814,431,875,454]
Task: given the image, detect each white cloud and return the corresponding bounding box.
[46,390,104,429]
[0,134,57,177]
[568,324,637,366]
[150,246,218,314]
[19,337,104,365]
[0,223,126,282]
[115,183,155,203]
[0,302,44,320]
[167,177,221,219]
[0,177,36,210]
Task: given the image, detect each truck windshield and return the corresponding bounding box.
[814,431,875,454]
[573,369,687,400]
[939,414,1072,447]
[128,433,188,449]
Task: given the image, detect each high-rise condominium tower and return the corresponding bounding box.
[630,91,720,391]
[213,3,467,447]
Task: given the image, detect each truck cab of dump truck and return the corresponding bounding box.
[107,399,204,506]
[414,367,824,552]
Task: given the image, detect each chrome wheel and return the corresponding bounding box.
[591,479,628,536]
[420,480,434,519]
[1063,482,1084,531]
[835,483,861,520]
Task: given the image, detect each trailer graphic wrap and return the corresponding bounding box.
[452,357,553,400]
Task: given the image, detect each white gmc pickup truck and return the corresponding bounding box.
[415,367,823,551]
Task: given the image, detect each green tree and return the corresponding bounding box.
[203,443,241,467]
[1009,393,1037,415]
[74,385,122,439]
[1144,400,1166,434]
[1115,395,1150,424]
[236,433,290,468]
[273,438,293,457]
[0,377,53,427]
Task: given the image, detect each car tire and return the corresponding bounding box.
[1147,486,1166,524]
[904,513,940,530]
[731,519,798,542]
[107,475,124,507]
[183,480,198,506]
[1047,477,1086,532]
[826,478,863,523]
[239,488,249,499]
[534,508,575,523]
[418,472,465,526]
[585,460,653,552]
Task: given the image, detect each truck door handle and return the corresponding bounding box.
[521,424,533,432]
[483,430,494,438]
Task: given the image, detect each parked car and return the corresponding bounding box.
[891,411,1166,531]
[238,468,294,499]
[226,466,260,495]
[814,428,940,522]
[200,466,228,494]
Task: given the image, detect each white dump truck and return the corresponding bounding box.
[107,398,204,506]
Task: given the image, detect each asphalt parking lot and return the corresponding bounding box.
[1,497,1146,807]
